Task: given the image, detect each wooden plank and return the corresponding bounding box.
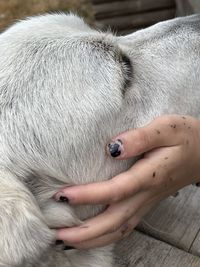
[176,0,200,16]
[117,28,142,36]
[115,230,200,267]
[96,8,175,31]
[189,230,200,256]
[137,186,200,254]
[92,0,136,4]
[92,0,125,4]
[94,0,175,19]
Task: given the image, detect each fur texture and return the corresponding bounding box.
[0,13,200,267]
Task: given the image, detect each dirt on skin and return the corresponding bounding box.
[0,0,94,31]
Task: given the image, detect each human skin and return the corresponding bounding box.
[55,115,200,249]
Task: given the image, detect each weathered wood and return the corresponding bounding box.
[117,28,142,36]
[137,186,200,254]
[189,230,200,256]
[115,230,200,266]
[92,0,133,4]
[0,0,94,32]
[176,0,200,16]
[94,0,175,19]
[97,8,175,31]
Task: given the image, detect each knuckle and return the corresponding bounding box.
[112,194,122,203]
[106,222,120,235]
[119,223,133,238]
[156,115,175,126]
[111,178,135,203]
[109,178,129,202]
[135,129,150,153]
[108,180,122,202]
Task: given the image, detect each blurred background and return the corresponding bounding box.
[0,0,200,35]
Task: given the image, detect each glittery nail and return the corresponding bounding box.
[107,139,123,157]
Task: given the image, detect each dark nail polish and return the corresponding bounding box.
[55,240,64,245]
[59,196,69,202]
[108,139,123,157]
[64,246,75,250]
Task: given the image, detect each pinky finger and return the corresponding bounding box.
[69,202,155,249]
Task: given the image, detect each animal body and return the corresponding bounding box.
[0,13,200,267]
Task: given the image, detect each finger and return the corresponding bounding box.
[67,200,155,249]
[108,115,189,159]
[56,191,150,244]
[68,220,136,249]
[55,146,179,205]
[54,170,142,204]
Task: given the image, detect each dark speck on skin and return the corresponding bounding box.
[182,116,186,119]
[152,172,156,178]
[156,129,161,134]
[121,224,130,236]
[170,124,176,128]
[164,157,168,160]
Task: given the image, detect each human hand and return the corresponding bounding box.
[55,115,200,249]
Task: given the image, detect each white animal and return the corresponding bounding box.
[0,13,200,267]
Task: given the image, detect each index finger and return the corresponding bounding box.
[110,115,188,159]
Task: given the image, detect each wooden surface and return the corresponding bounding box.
[137,186,200,254]
[92,0,176,34]
[94,0,175,19]
[114,185,200,266]
[96,9,175,31]
[115,230,200,267]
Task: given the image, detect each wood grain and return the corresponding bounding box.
[189,229,200,256]
[96,8,175,31]
[94,0,175,19]
[137,186,200,254]
[92,0,129,4]
[115,230,200,266]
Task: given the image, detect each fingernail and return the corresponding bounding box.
[55,240,64,245]
[63,246,75,250]
[107,139,124,157]
[54,192,69,203]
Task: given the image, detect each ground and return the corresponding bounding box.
[0,0,94,31]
